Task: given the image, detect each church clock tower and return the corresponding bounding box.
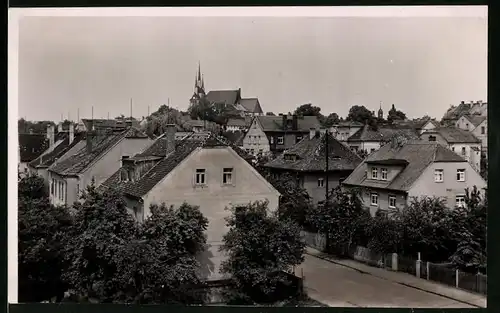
[189,62,206,107]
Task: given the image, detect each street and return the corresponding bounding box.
[298,254,476,308]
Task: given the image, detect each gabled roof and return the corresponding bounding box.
[333,121,364,128]
[239,98,263,114]
[28,133,85,169]
[264,132,362,172]
[49,127,148,176]
[343,140,467,192]
[255,115,321,132]
[462,115,487,128]
[425,127,481,144]
[19,134,49,162]
[206,89,240,105]
[100,133,256,198]
[227,118,248,127]
[347,125,419,142]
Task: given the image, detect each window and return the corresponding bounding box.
[296,135,303,143]
[389,195,396,208]
[455,195,466,208]
[466,123,469,129]
[381,168,388,180]
[51,179,55,195]
[371,168,378,179]
[370,148,376,153]
[451,147,455,152]
[371,193,378,206]
[223,168,233,185]
[77,184,80,195]
[277,136,284,144]
[195,169,206,185]
[428,135,436,142]
[434,169,444,182]
[317,178,324,187]
[457,169,465,182]
[461,147,466,156]
[58,182,62,200]
[481,126,485,134]
[270,136,274,144]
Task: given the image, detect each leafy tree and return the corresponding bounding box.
[266,112,276,116]
[346,105,374,124]
[294,103,323,118]
[18,174,73,302]
[387,104,407,123]
[480,154,488,181]
[63,184,209,304]
[367,210,402,255]
[322,113,340,127]
[220,201,305,304]
[18,119,56,134]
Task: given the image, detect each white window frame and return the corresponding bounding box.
[371,167,378,179]
[388,195,396,208]
[370,193,379,206]
[381,168,388,180]
[223,167,233,185]
[195,169,206,185]
[277,136,284,145]
[457,169,466,182]
[434,169,444,182]
[317,178,324,187]
[455,195,466,208]
[270,136,274,144]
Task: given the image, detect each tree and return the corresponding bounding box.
[18,174,73,302]
[480,154,488,181]
[63,183,209,304]
[294,103,323,118]
[387,104,407,123]
[346,105,374,124]
[18,119,56,134]
[220,201,305,304]
[266,112,276,116]
[367,210,402,255]
[322,113,340,127]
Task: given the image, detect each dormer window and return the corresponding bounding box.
[371,168,378,179]
[284,153,298,161]
[428,135,436,142]
[381,168,388,180]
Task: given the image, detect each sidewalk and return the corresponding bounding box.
[305,247,487,308]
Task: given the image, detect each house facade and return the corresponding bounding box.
[441,100,487,126]
[455,115,487,154]
[47,124,152,206]
[330,121,363,142]
[19,130,51,175]
[342,140,486,216]
[242,115,321,156]
[264,129,362,204]
[101,127,280,281]
[420,127,481,172]
[346,125,419,154]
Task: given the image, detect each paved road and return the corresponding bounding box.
[298,254,476,308]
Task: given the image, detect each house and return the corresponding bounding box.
[420,127,482,172]
[205,88,264,117]
[225,117,252,132]
[18,129,51,174]
[346,125,419,154]
[28,123,84,183]
[441,100,487,126]
[242,115,321,156]
[264,129,362,204]
[330,121,364,141]
[455,115,487,154]
[342,139,487,216]
[100,125,280,281]
[47,122,152,206]
[412,118,439,134]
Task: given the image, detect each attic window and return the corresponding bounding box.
[284,153,298,161]
[428,135,436,142]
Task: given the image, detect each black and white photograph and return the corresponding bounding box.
[10,6,487,307]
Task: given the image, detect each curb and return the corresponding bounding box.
[305,252,484,308]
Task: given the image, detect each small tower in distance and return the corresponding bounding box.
[189,62,206,108]
[378,102,384,120]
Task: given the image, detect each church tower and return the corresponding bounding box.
[378,102,384,120]
[190,62,206,107]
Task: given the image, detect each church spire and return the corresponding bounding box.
[198,61,202,82]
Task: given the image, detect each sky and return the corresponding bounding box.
[14,7,487,122]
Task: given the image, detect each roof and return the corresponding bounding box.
[264,132,362,172]
[28,133,84,168]
[100,132,257,198]
[226,118,248,127]
[347,125,419,142]
[425,127,481,144]
[462,115,487,128]
[333,121,364,128]
[343,140,467,192]
[206,89,240,105]
[442,102,474,121]
[256,115,321,132]
[239,98,263,114]
[19,134,49,162]
[185,119,207,128]
[49,127,148,176]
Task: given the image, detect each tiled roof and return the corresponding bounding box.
[206,90,240,105]
[227,118,248,127]
[239,98,263,114]
[256,115,321,132]
[264,132,362,172]
[348,125,419,142]
[19,134,49,162]
[334,121,364,127]
[343,140,467,192]
[28,133,84,168]
[100,132,256,198]
[442,102,473,121]
[49,127,147,176]
[425,127,481,144]
[464,115,487,128]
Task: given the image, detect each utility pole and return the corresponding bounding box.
[325,129,329,202]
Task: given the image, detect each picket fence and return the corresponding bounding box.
[300,231,487,296]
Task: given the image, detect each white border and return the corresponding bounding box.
[7,5,487,304]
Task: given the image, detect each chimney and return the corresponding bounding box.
[309,128,316,139]
[165,124,176,155]
[69,123,75,144]
[57,122,63,133]
[121,155,129,167]
[46,124,55,149]
[282,115,287,130]
[86,131,94,153]
[292,115,298,130]
[478,100,482,105]
[461,101,465,105]
[319,127,326,136]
